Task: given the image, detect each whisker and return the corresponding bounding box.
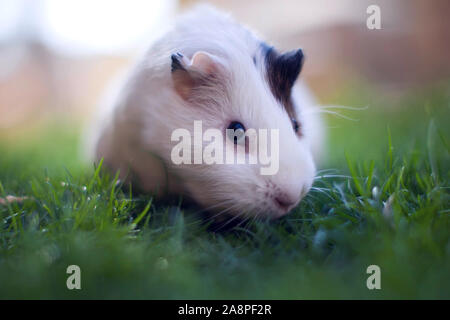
[309,187,334,200]
[312,109,360,121]
[183,199,237,226]
[314,174,353,180]
[215,208,249,231]
[204,202,243,225]
[316,105,369,111]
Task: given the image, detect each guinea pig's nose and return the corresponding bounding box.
[274,193,297,211]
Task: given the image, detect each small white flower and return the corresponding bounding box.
[155,257,169,270]
[382,194,395,220]
[372,186,379,199]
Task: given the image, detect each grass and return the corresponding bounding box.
[0,81,449,299]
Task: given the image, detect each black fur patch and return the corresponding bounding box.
[261,43,304,134]
[171,53,185,72]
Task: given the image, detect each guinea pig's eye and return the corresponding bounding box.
[227,121,246,144]
[292,118,300,134]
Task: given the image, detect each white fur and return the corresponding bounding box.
[86,5,324,219]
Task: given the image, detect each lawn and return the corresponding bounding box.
[0,81,449,299]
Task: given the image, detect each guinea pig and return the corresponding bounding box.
[86,5,324,220]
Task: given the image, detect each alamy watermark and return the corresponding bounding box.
[367,5,381,30]
[170,121,280,175]
[66,264,81,290]
[366,265,381,290]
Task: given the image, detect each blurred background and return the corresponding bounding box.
[1,1,449,300]
[0,0,449,136]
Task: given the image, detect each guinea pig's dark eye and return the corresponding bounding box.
[292,118,300,134]
[227,121,246,144]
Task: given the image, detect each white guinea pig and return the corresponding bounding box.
[87,5,324,220]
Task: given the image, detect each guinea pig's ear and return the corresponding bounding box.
[277,48,304,88]
[266,48,304,102]
[171,51,224,100]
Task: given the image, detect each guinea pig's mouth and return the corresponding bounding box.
[274,196,297,212]
[264,191,303,219]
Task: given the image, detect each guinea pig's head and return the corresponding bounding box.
[169,44,316,220]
